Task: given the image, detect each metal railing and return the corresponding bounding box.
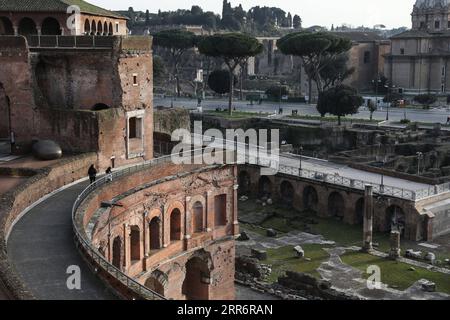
[27,35,115,49]
[71,138,449,299]
[72,155,175,300]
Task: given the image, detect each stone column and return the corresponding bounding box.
[363,185,374,252]
[389,230,401,260]
[232,182,240,236]
[206,190,214,233]
[123,224,130,271]
[13,26,19,36]
[143,211,149,271]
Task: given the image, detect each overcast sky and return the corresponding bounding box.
[89,0,415,29]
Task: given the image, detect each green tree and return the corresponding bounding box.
[198,33,263,115]
[367,99,377,121]
[153,29,198,97]
[153,55,166,79]
[317,85,363,125]
[266,85,289,100]
[208,69,237,94]
[277,32,352,102]
[414,94,437,108]
[293,15,302,29]
[318,54,355,90]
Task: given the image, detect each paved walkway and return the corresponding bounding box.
[7,181,117,300]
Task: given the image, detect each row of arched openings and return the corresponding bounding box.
[0,16,62,36]
[84,19,113,36]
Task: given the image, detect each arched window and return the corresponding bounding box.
[182,257,211,300]
[84,19,90,35]
[41,17,61,35]
[18,17,38,36]
[0,17,14,35]
[258,176,272,198]
[149,217,161,250]
[112,236,122,269]
[130,226,141,261]
[97,21,103,35]
[193,202,204,233]
[91,20,97,35]
[103,21,108,35]
[170,208,182,241]
[214,194,227,227]
[109,22,113,35]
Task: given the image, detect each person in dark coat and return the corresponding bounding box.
[88,165,97,184]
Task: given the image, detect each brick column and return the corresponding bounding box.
[123,224,130,271]
[184,196,192,250]
[363,185,374,252]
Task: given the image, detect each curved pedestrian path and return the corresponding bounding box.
[7,181,116,300]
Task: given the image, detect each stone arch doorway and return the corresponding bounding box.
[328,192,345,219]
[303,186,318,213]
[355,198,365,225]
[193,201,204,234]
[280,180,295,205]
[41,17,61,35]
[145,270,168,297]
[170,208,182,242]
[386,205,406,236]
[258,176,272,198]
[130,226,141,261]
[18,17,38,36]
[0,17,14,35]
[182,256,211,300]
[238,171,251,196]
[149,217,161,250]
[112,236,122,269]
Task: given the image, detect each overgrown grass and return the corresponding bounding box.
[341,251,450,294]
[263,245,331,283]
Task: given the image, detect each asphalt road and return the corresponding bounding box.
[155,97,450,124]
[7,182,117,300]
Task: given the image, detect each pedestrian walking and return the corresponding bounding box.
[106,167,113,182]
[88,164,97,184]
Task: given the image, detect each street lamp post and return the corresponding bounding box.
[299,146,304,173]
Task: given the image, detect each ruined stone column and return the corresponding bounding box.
[389,230,401,260]
[363,185,374,252]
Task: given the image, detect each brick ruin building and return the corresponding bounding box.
[0,1,239,300]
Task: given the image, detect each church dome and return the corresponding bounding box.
[414,0,450,9]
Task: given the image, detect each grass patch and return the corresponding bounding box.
[341,251,450,294]
[205,110,269,119]
[263,245,331,283]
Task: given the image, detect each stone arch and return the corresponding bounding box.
[144,270,168,297]
[385,205,406,236]
[193,201,204,233]
[280,180,295,205]
[130,225,141,261]
[84,18,90,34]
[109,22,113,35]
[355,198,365,225]
[92,103,110,111]
[149,217,162,251]
[103,21,108,35]
[238,171,251,196]
[258,176,272,198]
[328,192,345,219]
[97,21,103,35]
[0,17,14,35]
[112,236,122,269]
[182,251,213,300]
[41,17,61,35]
[170,208,182,242]
[91,20,97,35]
[303,185,318,212]
[18,17,38,36]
